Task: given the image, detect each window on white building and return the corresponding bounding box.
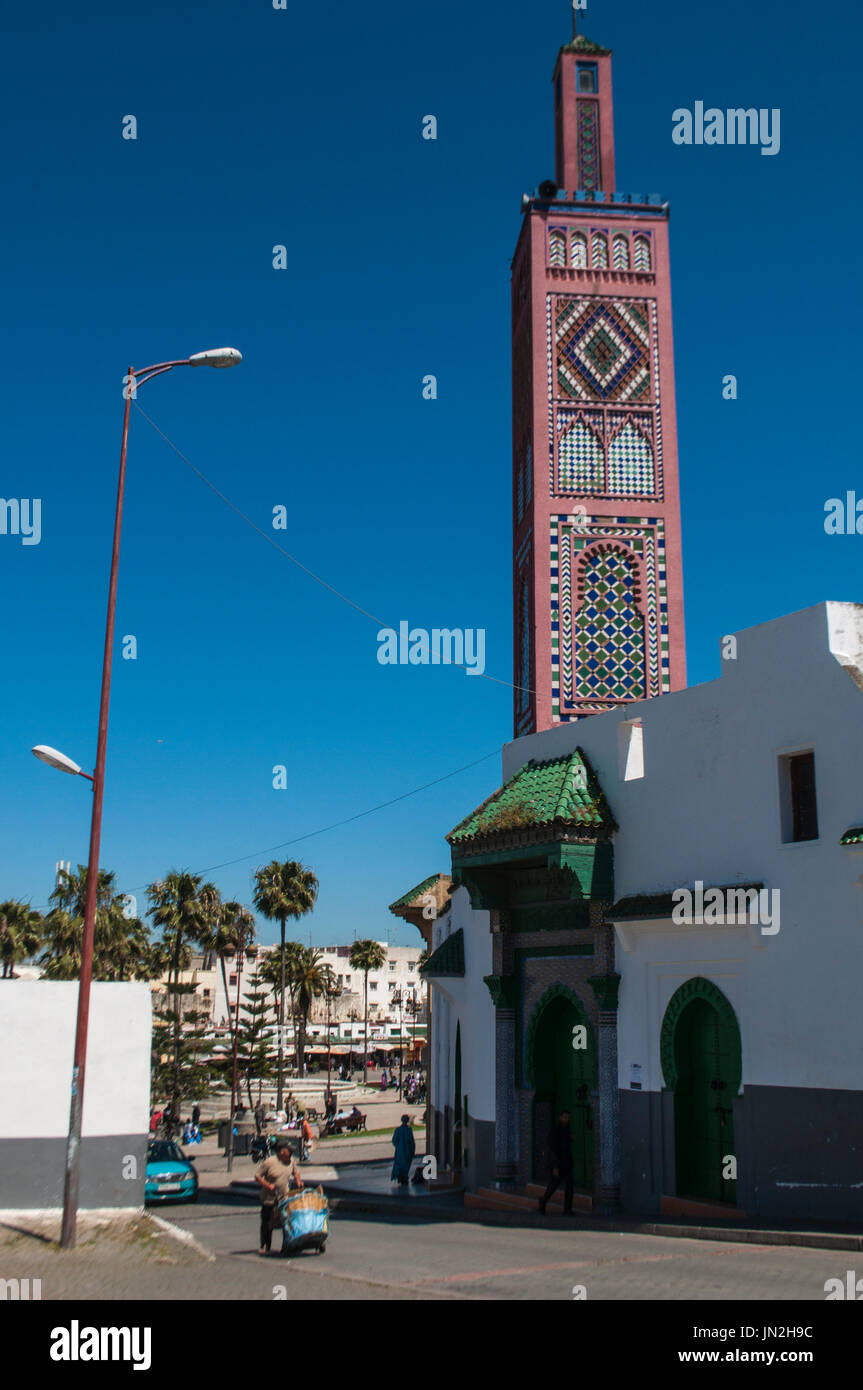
[618,718,645,781]
[779,750,819,843]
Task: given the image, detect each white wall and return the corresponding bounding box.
[499,602,863,1093]
[429,887,495,1122]
[0,983,151,1138]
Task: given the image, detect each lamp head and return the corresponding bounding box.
[32,744,82,776]
[188,347,242,369]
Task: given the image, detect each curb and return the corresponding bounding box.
[145,1213,217,1263]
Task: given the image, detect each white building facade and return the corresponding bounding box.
[421,603,863,1222]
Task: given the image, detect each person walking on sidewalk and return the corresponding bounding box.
[539,1109,574,1215]
[391,1114,415,1186]
[255,1140,303,1255]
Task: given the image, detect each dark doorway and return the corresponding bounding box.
[531,995,595,1189]
[674,997,738,1203]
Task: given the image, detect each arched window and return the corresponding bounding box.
[633,234,652,272]
[574,547,645,700]
[571,232,588,268]
[549,230,566,268]
[591,232,608,269]
[607,421,655,495]
[560,419,604,491]
[612,234,630,270]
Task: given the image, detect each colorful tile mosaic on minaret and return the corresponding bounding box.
[512,16,686,735]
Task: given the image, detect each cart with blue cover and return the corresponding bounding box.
[278,1185,329,1256]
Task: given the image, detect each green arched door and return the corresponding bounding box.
[531,996,596,1189]
[673,995,739,1203]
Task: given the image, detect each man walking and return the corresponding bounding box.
[539,1109,574,1215]
[255,1140,303,1255]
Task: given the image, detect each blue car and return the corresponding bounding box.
[145,1139,199,1204]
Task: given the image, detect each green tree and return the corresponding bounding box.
[237,962,275,1109]
[349,939,387,1084]
[0,901,42,978]
[146,871,218,1111]
[252,860,318,1107]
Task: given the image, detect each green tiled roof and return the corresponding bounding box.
[389,873,443,911]
[840,827,863,846]
[561,34,612,55]
[447,749,615,845]
[610,884,764,920]
[419,928,464,978]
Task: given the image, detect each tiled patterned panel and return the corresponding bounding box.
[633,233,652,272]
[519,581,531,713]
[549,228,567,267]
[548,514,669,720]
[612,234,630,270]
[555,298,652,404]
[577,99,600,191]
[555,406,660,500]
[559,417,604,490]
[591,231,609,269]
[573,548,646,700]
[607,420,655,494]
[571,232,588,268]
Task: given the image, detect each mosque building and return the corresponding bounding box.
[390,15,863,1224]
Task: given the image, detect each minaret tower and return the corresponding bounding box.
[512,11,686,735]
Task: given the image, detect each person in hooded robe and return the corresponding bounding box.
[391,1114,415,1185]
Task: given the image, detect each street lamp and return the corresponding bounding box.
[33,347,241,1249]
[325,980,342,1097]
[31,745,94,782]
[224,930,256,1176]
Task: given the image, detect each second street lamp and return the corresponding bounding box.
[39,347,241,1250]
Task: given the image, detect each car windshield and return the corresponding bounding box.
[148,1141,184,1163]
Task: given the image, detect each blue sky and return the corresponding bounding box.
[2,0,860,947]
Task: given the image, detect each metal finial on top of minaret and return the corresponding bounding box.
[572,0,578,39]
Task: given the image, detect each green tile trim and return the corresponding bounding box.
[419,927,464,978]
[389,873,444,910]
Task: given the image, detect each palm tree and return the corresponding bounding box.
[0,901,42,978]
[290,946,329,1078]
[349,939,387,1084]
[38,866,150,981]
[146,871,217,1111]
[252,860,319,1108]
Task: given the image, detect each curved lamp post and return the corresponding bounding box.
[33,348,242,1248]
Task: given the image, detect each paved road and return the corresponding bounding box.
[1,1192,849,1301]
[162,1192,847,1302]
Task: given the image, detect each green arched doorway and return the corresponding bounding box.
[661,978,742,1204]
[527,987,596,1190]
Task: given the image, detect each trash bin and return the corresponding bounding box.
[218,1120,229,1149]
[233,1132,251,1157]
